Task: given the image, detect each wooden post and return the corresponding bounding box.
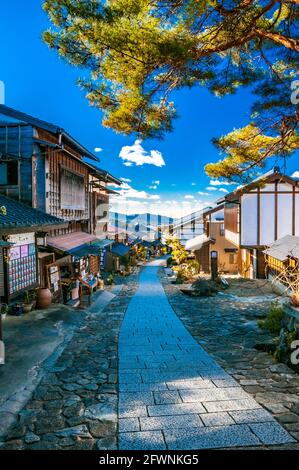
[0,313,4,365]
[211,250,218,281]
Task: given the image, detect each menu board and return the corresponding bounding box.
[8,243,37,295]
[46,263,62,299]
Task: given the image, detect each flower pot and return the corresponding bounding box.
[11,304,23,316]
[36,288,52,310]
[291,293,299,308]
[23,303,33,314]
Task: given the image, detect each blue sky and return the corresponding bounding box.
[1,0,298,218]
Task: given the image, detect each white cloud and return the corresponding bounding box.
[149,185,158,190]
[206,186,218,191]
[219,188,229,193]
[120,177,132,183]
[198,191,209,196]
[153,180,160,185]
[191,182,196,186]
[209,179,233,186]
[292,171,299,178]
[94,147,102,153]
[184,195,195,199]
[112,181,161,201]
[119,140,165,167]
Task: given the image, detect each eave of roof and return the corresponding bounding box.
[0,104,99,162]
[263,235,299,261]
[202,203,225,217]
[85,160,122,185]
[110,243,131,256]
[185,234,215,251]
[224,171,299,203]
[0,195,66,233]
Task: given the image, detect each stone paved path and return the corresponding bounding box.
[118,260,295,450]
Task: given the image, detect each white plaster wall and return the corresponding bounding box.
[241,193,257,245]
[277,183,291,192]
[263,183,275,192]
[225,229,240,246]
[260,194,275,245]
[277,193,293,239]
[296,194,299,236]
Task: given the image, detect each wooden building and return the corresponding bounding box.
[0,105,121,292]
[185,205,239,274]
[0,194,65,303]
[221,168,299,279]
[172,209,212,246]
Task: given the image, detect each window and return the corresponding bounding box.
[219,223,225,236]
[60,168,85,210]
[0,161,18,186]
[229,254,235,265]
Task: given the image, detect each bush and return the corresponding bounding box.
[167,256,173,267]
[258,301,284,334]
[173,260,199,283]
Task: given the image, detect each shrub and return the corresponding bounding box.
[167,256,173,267]
[258,301,284,334]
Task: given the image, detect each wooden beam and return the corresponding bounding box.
[257,188,260,246]
[274,181,278,240]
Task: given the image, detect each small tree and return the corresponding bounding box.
[136,245,147,261]
[169,237,188,265]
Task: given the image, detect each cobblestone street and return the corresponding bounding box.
[162,270,299,448]
[1,261,299,450]
[0,276,138,450]
[118,260,296,450]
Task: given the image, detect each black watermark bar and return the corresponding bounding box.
[0,450,298,468]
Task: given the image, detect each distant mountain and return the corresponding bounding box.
[109,212,174,240]
[110,212,174,228]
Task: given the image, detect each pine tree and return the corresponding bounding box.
[43,1,299,181]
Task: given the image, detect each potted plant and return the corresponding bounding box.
[22,291,34,313]
[0,304,9,319]
[106,274,114,285]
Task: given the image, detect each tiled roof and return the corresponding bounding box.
[0,105,99,162]
[263,235,299,261]
[0,195,65,231]
[111,243,131,257]
[47,231,97,252]
[185,234,215,251]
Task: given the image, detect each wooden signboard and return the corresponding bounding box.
[45,262,62,301]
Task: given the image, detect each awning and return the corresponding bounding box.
[0,240,14,247]
[47,231,98,252]
[152,239,164,247]
[68,245,101,259]
[111,243,131,257]
[91,239,114,249]
[263,235,299,262]
[185,234,215,251]
[141,240,153,248]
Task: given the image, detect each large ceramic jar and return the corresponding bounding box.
[36,288,52,310]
